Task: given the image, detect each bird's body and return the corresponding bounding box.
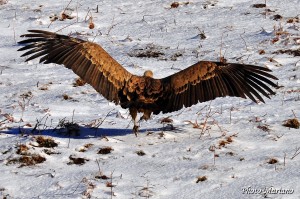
[18,30,278,135]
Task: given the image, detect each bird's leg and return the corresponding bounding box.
[139,109,151,121]
[133,116,139,137]
[130,108,139,136]
[139,110,152,133]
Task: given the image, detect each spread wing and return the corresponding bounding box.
[18,30,132,104]
[159,61,278,113]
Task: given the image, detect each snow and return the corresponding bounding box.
[0,0,299,198]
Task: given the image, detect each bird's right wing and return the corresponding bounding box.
[18,30,133,104]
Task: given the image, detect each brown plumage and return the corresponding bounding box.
[18,30,278,135]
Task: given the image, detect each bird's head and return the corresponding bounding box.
[144,70,153,78]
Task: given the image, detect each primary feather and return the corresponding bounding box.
[18,30,278,135]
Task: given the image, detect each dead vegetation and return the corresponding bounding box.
[252,4,266,8]
[46,0,97,30]
[95,174,110,180]
[160,116,174,131]
[128,44,184,61]
[272,14,283,21]
[218,136,234,148]
[202,1,216,9]
[7,154,46,167]
[98,146,113,155]
[6,142,52,167]
[35,136,58,148]
[43,149,61,155]
[185,104,227,138]
[170,2,180,8]
[267,158,278,164]
[18,91,34,122]
[128,44,165,59]
[68,155,89,165]
[258,49,266,55]
[39,84,49,90]
[286,16,299,23]
[137,181,154,198]
[0,113,15,129]
[196,176,207,183]
[170,2,190,9]
[62,94,72,100]
[136,150,146,156]
[95,159,110,180]
[257,124,271,132]
[0,0,7,5]
[16,144,29,155]
[79,143,94,152]
[283,118,300,129]
[55,117,80,136]
[273,48,300,57]
[88,16,95,29]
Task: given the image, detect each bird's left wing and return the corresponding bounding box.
[158,61,278,113]
[18,30,133,103]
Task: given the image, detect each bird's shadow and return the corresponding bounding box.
[3,125,181,139]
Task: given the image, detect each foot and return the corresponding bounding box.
[133,125,139,137]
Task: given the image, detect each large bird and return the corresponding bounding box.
[18,30,278,135]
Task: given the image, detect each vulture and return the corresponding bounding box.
[18,30,278,135]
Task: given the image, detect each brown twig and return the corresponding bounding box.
[291,147,300,160]
[292,110,297,118]
[220,32,224,62]
[54,21,78,33]
[240,29,248,51]
[62,0,73,15]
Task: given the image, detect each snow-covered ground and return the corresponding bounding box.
[0,0,299,198]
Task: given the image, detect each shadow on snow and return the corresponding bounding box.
[1,125,179,139]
